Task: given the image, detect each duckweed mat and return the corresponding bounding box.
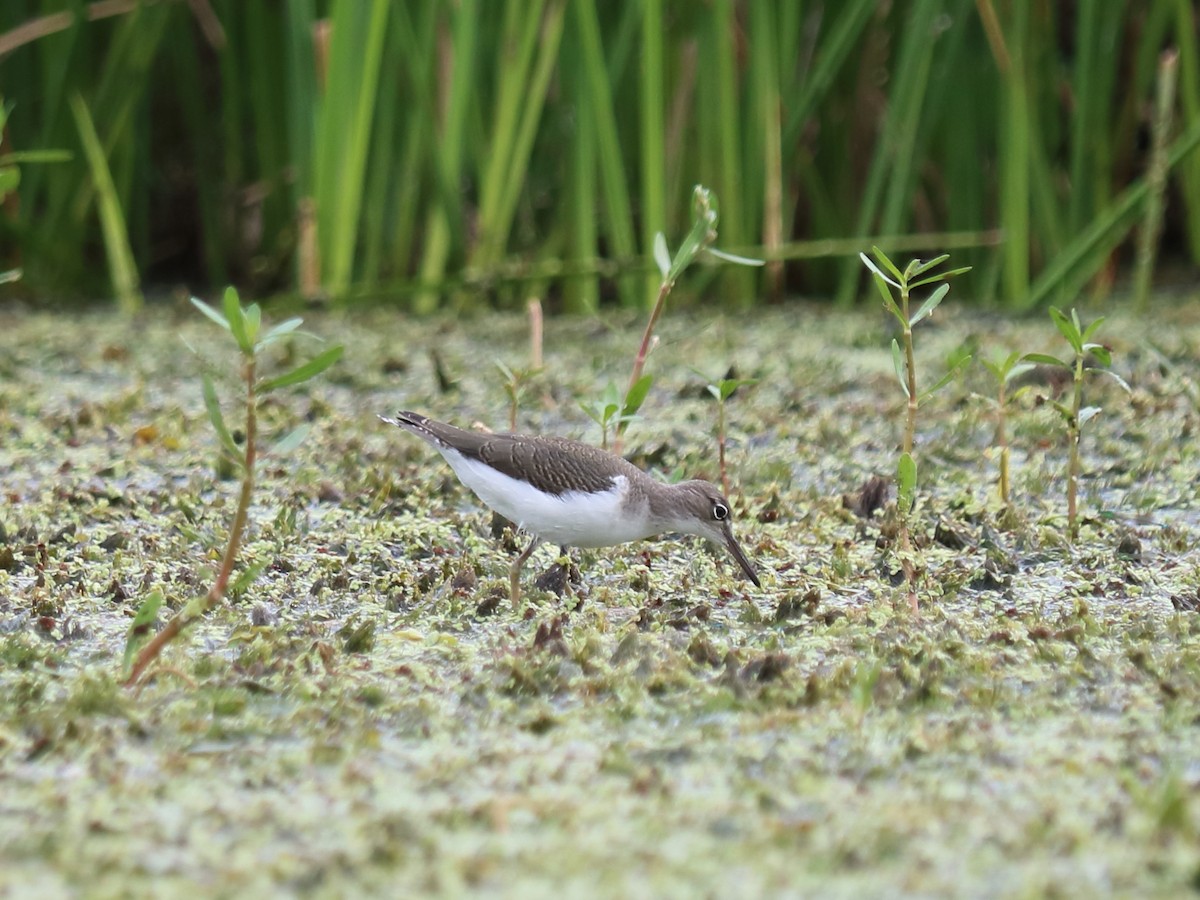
[3,301,1200,897]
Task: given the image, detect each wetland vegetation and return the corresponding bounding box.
[3,300,1200,895]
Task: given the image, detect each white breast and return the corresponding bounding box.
[439,449,653,547]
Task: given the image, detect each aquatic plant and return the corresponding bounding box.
[1022,307,1128,541]
[860,247,970,611]
[123,287,342,687]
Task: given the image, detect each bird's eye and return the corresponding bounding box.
[712,502,729,521]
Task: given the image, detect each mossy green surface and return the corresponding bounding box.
[2,301,1200,897]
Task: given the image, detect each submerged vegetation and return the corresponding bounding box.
[2,300,1199,893]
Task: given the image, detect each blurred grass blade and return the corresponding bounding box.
[1028,115,1200,308]
[68,92,141,313]
[639,0,666,307]
[270,423,312,457]
[190,297,231,331]
[202,375,242,463]
[315,0,391,297]
[475,1,566,268]
[573,0,638,307]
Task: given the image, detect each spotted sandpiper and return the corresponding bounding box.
[380,411,761,601]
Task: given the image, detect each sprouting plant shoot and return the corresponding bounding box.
[612,185,762,454]
[581,380,651,451]
[123,287,343,687]
[697,371,757,498]
[979,352,1035,507]
[860,247,971,612]
[1022,307,1129,542]
[496,361,543,432]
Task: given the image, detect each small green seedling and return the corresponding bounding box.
[860,247,971,611]
[496,361,543,432]
[979,352,1035,507]
[581,378,652,451]
[613,185,762,454]
[697,371,758,498]
[1022,307,1129,542]
[123,287,342,687]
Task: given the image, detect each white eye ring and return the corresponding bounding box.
[713,503,729,521]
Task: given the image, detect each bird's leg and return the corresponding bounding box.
[510,536,542,605]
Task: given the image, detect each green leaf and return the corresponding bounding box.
[1050,400,1073,420]
[706,247,766,267]
[202,376,242,463]
[243,303,262,347]
[980,358,1002,380]
[860,251,900,288]
[1049,306,1082,352]
[1077,406,1102,428]
[223,286,251,353]
[122,588,164,674]
[1004,362,1036,384]
[1083,344,1112,366]
[871,271,904,324]
[1081,315,1107,342]
[1022,352,1067,368]
[229,560,268,597]
[261,317,304,342]
[668,186,719,282]
[910,283,950,326]
[258,345,344,392]
[896,452,917,515]
[718,377,757,401]
[270,423,312,457]
[0,166,19,198]
[672,220,705,280]
[190,296,231,331]
[622,374,654,418]
[919,356,971,401]
[596,382,619,410]
[579,400,605,428]
[653,232,671,279]
[0,149,72,165]
[909,266,972,289]
[869,246,904,283]
[1093,368,1132,393]
[909,254,950,276]
[891,339,909,398]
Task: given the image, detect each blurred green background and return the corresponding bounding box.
[1,0,1198,313]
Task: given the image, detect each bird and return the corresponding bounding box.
[379,411,760,602]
